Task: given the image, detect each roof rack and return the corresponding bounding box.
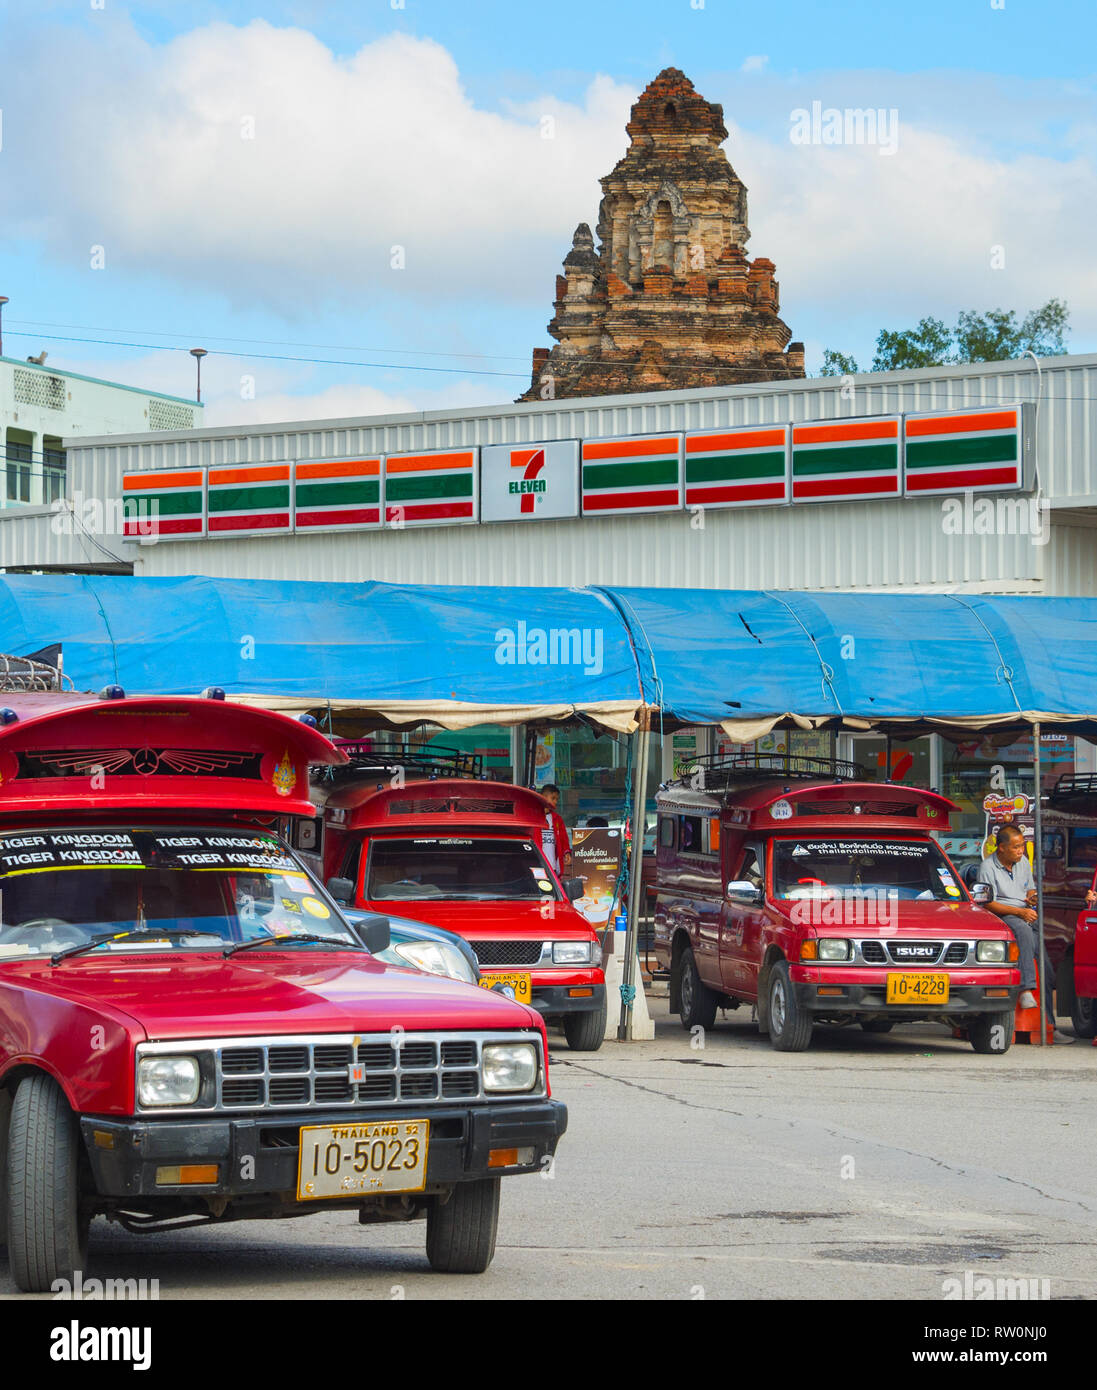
[1048,774,1097,805]
[0,653,66,693]
[663,752,865,795]
[313,740,486,785]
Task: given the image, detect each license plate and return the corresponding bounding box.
[886,972,949,1004]
[297,1119,429,1201]
[479,971,532,1004]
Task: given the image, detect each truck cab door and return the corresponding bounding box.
[720,842,764,997]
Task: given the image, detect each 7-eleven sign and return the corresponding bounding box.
[480,440,580,523]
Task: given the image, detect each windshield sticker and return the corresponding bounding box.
[0,830,295,877]
[536,879,552,892]
[787,840,934,858]
[791,844,809,857]
[945,885,962,897]
[280,897,303,913]
[301,896,330,919]
[284,873,311,891]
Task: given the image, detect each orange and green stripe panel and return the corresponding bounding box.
[581,435,683,514]
[791,418,900,502]
[121,469,204,538]
[383,450,478,525]
[207,462,291,534]
[294,457,381,529]
[904,408,1024,494]
[684,427,788,508]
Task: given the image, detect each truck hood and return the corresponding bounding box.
[11,951,541,1041]
[774,899,1010,935]
[363,899,596,940]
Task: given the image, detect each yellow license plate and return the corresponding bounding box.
[886,972,949,1004]
[479,972,532,1004]
[297,1119,429,1201]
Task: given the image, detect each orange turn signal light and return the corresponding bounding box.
[800,941,818,961]
[567,988,594,998]
[155,1164,219,1186]
[817,986,844,997]
[1007,942,1019,961]
[488,1149,518,1169]
[985,988,1011,998]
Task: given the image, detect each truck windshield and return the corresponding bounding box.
[0,828,360,962]
[771,838,962,902]
[366,837,557,901]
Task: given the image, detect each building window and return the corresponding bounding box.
[43,447,66,504]
[5,442,32,504]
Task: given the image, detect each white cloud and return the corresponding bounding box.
[741,55,769,73]
[1,20,633,311]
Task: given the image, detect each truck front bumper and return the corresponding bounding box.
[791,964,1020,1016]
[80,1100,567,1201]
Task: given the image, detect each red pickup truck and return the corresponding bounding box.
[652,758,1021,1053]
[318,765,607,1050]
[0,691,565,1290]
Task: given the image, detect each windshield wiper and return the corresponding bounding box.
[223,933,365,958]
[52,929,221,966]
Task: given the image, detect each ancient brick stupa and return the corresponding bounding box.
[520,68,804,401]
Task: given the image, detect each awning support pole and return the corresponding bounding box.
[1033,722,1047,1046]
[619,711,651,1041]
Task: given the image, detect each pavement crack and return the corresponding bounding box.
[552,1057,745,1117]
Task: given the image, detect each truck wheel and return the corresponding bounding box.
[7,1073,89,1292]
[425,1178,500,1274]
[1071,993,1097,1039]
[767,961,813,1052]
[968,1010,1014,1055]
[861,1019,894,1034]
[677,945,718,1031]
[563,999,607,1052]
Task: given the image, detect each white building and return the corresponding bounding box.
[0,352,1092,593]
[0,354,201,544]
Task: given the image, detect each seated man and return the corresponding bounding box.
[975,822,1073,1043]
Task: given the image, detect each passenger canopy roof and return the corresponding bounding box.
[0,694,346,820]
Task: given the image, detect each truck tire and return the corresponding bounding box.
[7,1073,89,1292]
[968,1009,1014,1055]
[563,999,607,1052]
[1071,993,1097,1039]
[767,960,813,1052]
[677,945,718,1031]
[425,1178,500,1274]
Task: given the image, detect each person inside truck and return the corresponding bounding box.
[974,821,1073,1042]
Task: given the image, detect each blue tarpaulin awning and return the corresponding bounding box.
[4,575,1097,734]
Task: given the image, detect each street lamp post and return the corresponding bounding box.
[189,347,208,404]
[0,297,9,357]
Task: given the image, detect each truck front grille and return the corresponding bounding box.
[135,1030,545,1115]
[472,939,543,966]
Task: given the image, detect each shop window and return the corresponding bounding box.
[1043,830,1065,861]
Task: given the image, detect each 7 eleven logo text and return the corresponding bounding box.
[509,448,547,513]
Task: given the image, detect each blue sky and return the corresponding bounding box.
[1,0,1094,425]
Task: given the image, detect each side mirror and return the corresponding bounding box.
[562,877,584,901]
[970,882,992,905]
[726,880,764,905]
[351,911,390,954]
[326,875,354,905]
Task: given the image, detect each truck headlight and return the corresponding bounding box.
[552,940,597,965]
[817,938,853,962]
[482,1043,538,1093]
[137,1056,200,1107]
[976,939,1007,963]
[392,941,478,986]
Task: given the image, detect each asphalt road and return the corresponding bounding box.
[4,991,1096,1302]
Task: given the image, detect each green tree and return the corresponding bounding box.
[818,298,1069,375]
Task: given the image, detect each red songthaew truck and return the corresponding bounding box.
[318,755,607,1051]
[652,757,1021,1053]
[0,691,565,1291]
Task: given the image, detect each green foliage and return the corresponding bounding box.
[819,299,1069,376]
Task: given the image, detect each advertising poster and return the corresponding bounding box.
[569,827,622,928]
[983,792,1035,863]
[533,731,556,788]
